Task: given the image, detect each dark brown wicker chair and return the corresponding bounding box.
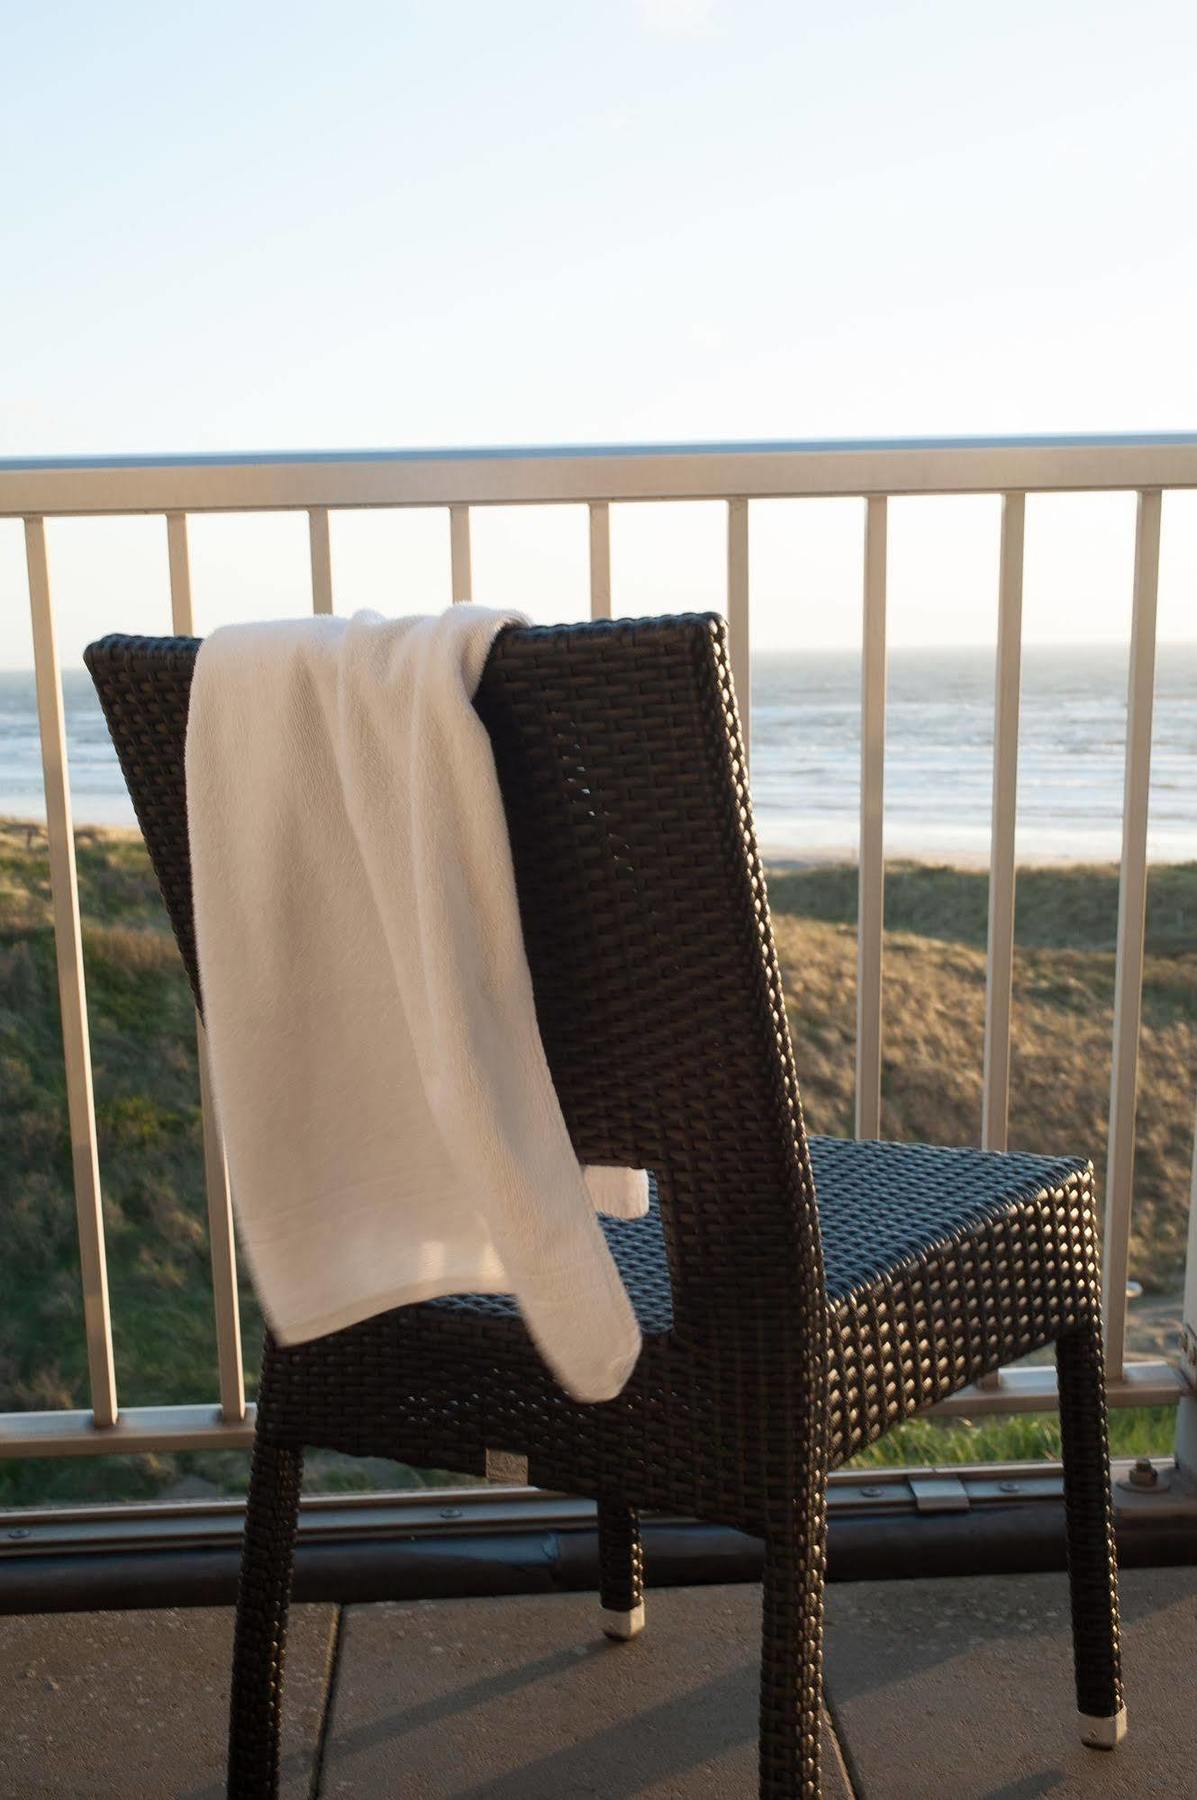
[85,615,1123,1798]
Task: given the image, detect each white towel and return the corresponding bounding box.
[185,605,647,1403]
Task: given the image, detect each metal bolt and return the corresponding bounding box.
[859,1485,884,1499]
[7,1528,31,1540]
[999,1481,1021,1495]
[1127,1457,1158,1490]
[439,1507,464,1520]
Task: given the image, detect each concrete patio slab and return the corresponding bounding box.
[323,1585,853,1797]
[0,1603,337,1800]
[825,1566,1197,1799]
[1,1566,1191,1796]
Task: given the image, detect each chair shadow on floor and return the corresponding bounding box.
[182,1632,756,1800]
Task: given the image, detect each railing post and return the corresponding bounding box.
[165,510,194,630]
[982,494,1025,1152]
[1102,488,1162,1381]
[726,498,750,764]
[166,513,247,1423]
[25,516,118,1429]
[308,506,334,614]
[450,504,472,602]
[589,502,612,619]
[856,496,888,1140]
[196,1025,246,1421]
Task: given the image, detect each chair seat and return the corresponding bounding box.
[417,1134,1094,1466]
[810,1135,1095,1463]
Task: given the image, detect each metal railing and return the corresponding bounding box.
[2,435,1196,1466]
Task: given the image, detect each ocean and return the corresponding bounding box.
[2,643,1195,864]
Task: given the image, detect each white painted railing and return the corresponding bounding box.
[1,435,1195,1465]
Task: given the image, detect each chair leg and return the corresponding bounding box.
[598,1499,645,1640]
[760,1517,827,1799]
[227,1436,305,1799]
[1057,1322,1125,1748]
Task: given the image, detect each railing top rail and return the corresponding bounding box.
[5,430,1197,474]
[4,433,1197,515]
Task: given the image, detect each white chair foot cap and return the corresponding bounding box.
[601,1603,646,1641]
[1080,1706,1127,1749]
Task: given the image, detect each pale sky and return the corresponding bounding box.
[2,0,1196,664]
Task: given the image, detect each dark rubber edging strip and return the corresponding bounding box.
[1,1504,1193,1616]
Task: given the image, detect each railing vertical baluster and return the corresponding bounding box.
[982,494,1026,1151]
[166,513,246,1423]
[1102,487,1162,1381]
[450,504,472,602]
[196,1023,245,1420]
[165,511,194,632]
[726,498,750,763]
[308,506,334,614]
[25,516,118,1429]
[589,502,612,619]
[856,496,888,1140]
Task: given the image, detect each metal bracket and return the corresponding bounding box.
[907,1475,970,1514]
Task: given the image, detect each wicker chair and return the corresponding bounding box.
[85,615,1123,1799]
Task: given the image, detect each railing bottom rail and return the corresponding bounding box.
[0,1359,1183,1461]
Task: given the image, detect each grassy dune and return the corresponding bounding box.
[769,860,1197,1293]
[0,823,1191,1504]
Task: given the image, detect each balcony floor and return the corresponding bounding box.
[1,1566,1194,1797]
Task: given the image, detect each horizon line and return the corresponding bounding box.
[2,635,1197,676]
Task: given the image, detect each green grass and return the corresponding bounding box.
[847,1405,1175,1469]
[0,823,1191,1506]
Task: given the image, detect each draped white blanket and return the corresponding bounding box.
[185,606,645,1403]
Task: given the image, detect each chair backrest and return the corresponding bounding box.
[85,615,825,1359]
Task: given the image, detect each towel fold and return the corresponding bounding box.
[185,605,645,1403]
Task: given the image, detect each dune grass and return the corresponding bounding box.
[0,823,1190,1504]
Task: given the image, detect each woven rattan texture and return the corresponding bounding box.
[85,617,1123,1797]
[597,1500,644,1616]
